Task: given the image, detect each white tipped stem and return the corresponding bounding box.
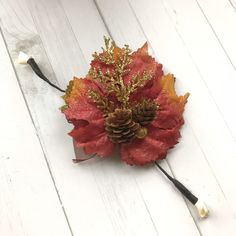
[195,200,209,218]
[18,51,31,64]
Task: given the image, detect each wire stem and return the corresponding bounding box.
[155,161,198,205]
[27,58,65,93]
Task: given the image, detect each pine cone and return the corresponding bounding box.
[105,109,140,143]
[132,99,158,126]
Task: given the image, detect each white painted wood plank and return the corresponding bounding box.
[26,0,88,88]
[0,31,71,236]
[59,0,108,62]
[1,0,161,235]
[196,0,236,69]
[161,0,236,141]
[229,0,236,9]
[95,0,236,235]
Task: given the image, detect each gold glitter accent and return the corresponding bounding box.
[89,37,152,110]
[88,89,115,115]
[92,36,117,65]
[136,127,148,139]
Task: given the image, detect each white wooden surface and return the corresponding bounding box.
[0,0,236,235]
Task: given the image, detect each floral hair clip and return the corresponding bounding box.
[18,37,209,218]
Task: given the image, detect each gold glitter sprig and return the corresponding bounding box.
[92,36,117,65]
[90,37,152,110]
[88,68,113,89]
[92,36,132,68]
[88,89,115,115]
[126,72,152,96]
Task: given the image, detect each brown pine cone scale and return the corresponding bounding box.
[105,108,140,143]
[132,99,159,126]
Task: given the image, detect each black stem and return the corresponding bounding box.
[27,58,65,93]
[155,162,198,205]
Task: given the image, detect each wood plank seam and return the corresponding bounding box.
[159,0,236,144]
[160,160,203,235]
[195,0,236,71]
[158,0,236,142]
[0,26,74,236]
[187,122,233,208]
[133,177,160,236]
[58,0,88,65]
[228,0,236,10]
[93,0,114,38]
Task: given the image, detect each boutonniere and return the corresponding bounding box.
[19,37,209,218]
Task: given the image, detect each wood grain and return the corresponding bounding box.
[0,30,71,236]
[196,0,236,69]
[1,0,236,235]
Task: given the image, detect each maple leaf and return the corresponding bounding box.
[62,38,189,165]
